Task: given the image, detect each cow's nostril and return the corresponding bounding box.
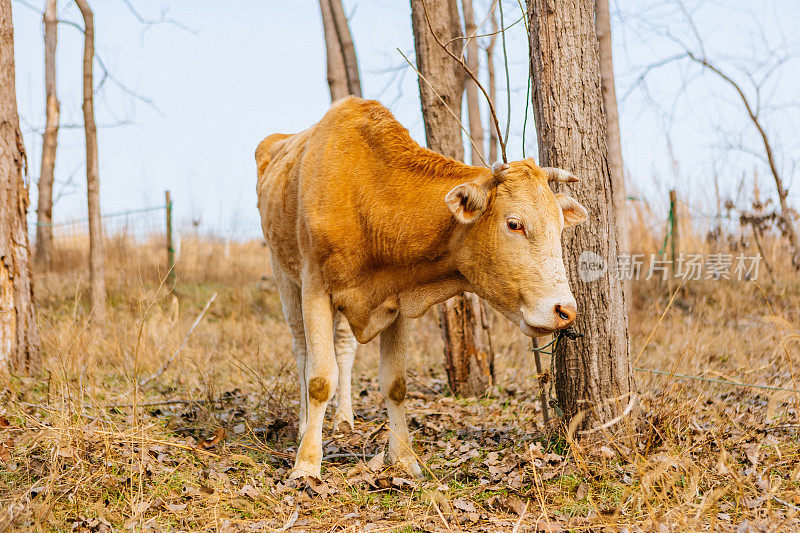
[554,304,576,327]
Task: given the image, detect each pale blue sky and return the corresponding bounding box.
[12,0,800,238]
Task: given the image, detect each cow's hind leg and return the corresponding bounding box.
[290,274,337,480]
[333,313,357,432]
[271,256,309,437]
[379,315,423,478]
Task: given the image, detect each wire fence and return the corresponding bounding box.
[29,191,268,294]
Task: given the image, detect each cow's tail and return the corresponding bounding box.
[255,133,294,176]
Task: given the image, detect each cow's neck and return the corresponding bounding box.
[333,159,481,343]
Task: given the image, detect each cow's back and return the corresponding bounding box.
[256,97,477,297]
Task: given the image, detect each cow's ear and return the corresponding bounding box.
[556,193,588,227]
[445,182,490,224]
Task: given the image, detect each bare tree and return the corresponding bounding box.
[527,0,634,431]
[328,0,361,98]
[485,7,498,163]
[35,0,59,267]
[595,0,627,250]
[410,0,494,397]
[75,0,106,319]
[318,0,348,101]
[683,52,800,268]
[1,0,40,373]
[461,0,483,165]
[630,3,800,268]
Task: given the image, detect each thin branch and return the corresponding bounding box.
[421,0,506,162]
[497,0,511,147]
[675,0,705,59]
[138,293,217,387]
[397,49,487,168]
[119,0,197,43]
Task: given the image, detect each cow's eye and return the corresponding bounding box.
[506,218,526,235]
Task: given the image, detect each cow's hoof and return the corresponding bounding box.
[391,454,424,479]
[332,414,354,433]
[288,463,321,481]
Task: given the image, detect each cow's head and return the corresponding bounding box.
[445,159,587,336]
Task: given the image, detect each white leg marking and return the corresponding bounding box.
[333,313,357,431]
[270,256,308,437]
[289,272,337,480]
[379,315,423,478]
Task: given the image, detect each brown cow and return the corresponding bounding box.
[256,97,587,479]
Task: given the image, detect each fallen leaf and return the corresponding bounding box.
[131,500,151,516]
[165,503,187,513]
[535,520,565,533]
[239,484,259,499]
[453,498,477,513]
[229,453,257,467]
[741,443,759,468]
[716,450,730,475]
[198,428,226,450]
[366,451,385,472]
[575,482,589,500]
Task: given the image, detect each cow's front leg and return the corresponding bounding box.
[379,315,423,478]
[290,279,337,480]
[333,313,357,432]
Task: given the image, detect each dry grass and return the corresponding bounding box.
[2,220,799,531]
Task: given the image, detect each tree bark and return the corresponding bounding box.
[485,8,498,164]
[328,0,361,98]
[75,0,106,319]
[461,0,483,165]
[527,0,633,430]
[595,0,627,253]
[35,0,59,267]
[410,0,494,397]
[318,0,349,101]
[1,0,40,373]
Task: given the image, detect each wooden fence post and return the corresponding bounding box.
[165,190,175,289]
[669,189,679,279]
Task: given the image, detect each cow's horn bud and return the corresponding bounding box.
[544,167,579,183]
[491,162,509,179]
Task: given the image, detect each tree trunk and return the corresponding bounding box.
[594,0,626,251]
[527,0,633,430]
[410,0,494,397]
[461,0,483,165]
[35,0,59,267]
[75,0,106,320]
[328,0,361,98]
[485,8,498,164]
[318,0,349,101]
[0,0,40,373]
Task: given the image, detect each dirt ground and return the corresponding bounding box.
[2,236,800,532]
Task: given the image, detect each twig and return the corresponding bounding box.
[421,0,507,162]
[633,276,687,366]
[397,49,488,168]
[511,499,529,533]
[138,292,217,386]
[104,393,246,409]
[531,337,550,427]
[750,224,776,283]
[578,392,638,435]
[773,495,800,512]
